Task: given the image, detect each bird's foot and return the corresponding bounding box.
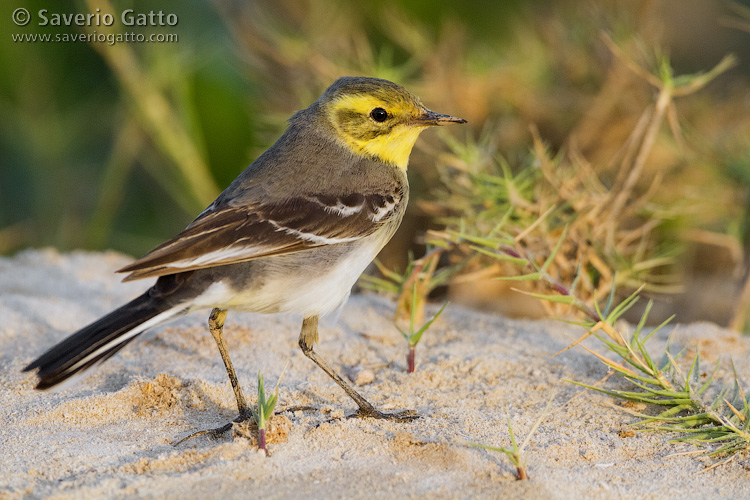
[348,406,419,422]
[173,410,253,446]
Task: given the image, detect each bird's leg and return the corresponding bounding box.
[298,315,417,421]
[174,308,252,445]
[208,308,249,416]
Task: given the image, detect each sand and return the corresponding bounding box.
[1,249,749,499]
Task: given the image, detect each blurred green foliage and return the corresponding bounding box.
[0,0,544,255]
[1,0,257,254]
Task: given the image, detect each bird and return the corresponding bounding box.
[24,76,466,436]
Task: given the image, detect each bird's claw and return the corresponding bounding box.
[348,407,419,422]
[173,410,253,446]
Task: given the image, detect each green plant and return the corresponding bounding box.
[252,371,282,454]
[567,299,750,461]
[423,36,743,324]
[395,283,448,373]
[460,226,750,463]
[467,398,553,480]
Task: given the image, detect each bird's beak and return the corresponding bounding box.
[416,109,467,126]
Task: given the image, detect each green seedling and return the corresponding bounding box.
[396,283,448,373]
[467,398,553,480]
[251,367,286,454]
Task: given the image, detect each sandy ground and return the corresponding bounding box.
[1,249,749,499]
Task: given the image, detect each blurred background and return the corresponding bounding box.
[2,0,750,330]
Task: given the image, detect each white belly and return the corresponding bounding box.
[189,237,385,318]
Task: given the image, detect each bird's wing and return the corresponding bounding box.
[117,191,401,281]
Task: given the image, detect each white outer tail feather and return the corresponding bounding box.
[57,305,185,386]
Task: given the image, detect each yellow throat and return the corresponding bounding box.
[321,78,466,170]
[328,94,426,170]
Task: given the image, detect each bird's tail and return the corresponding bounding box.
[24,291,186,390]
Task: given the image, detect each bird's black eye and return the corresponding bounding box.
[370,107,388,122]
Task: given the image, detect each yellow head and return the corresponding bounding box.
[318,77,466,170]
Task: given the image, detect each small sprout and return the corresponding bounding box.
[396,283,447,373]
[467,397,553,480]
[251,364,287,455]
